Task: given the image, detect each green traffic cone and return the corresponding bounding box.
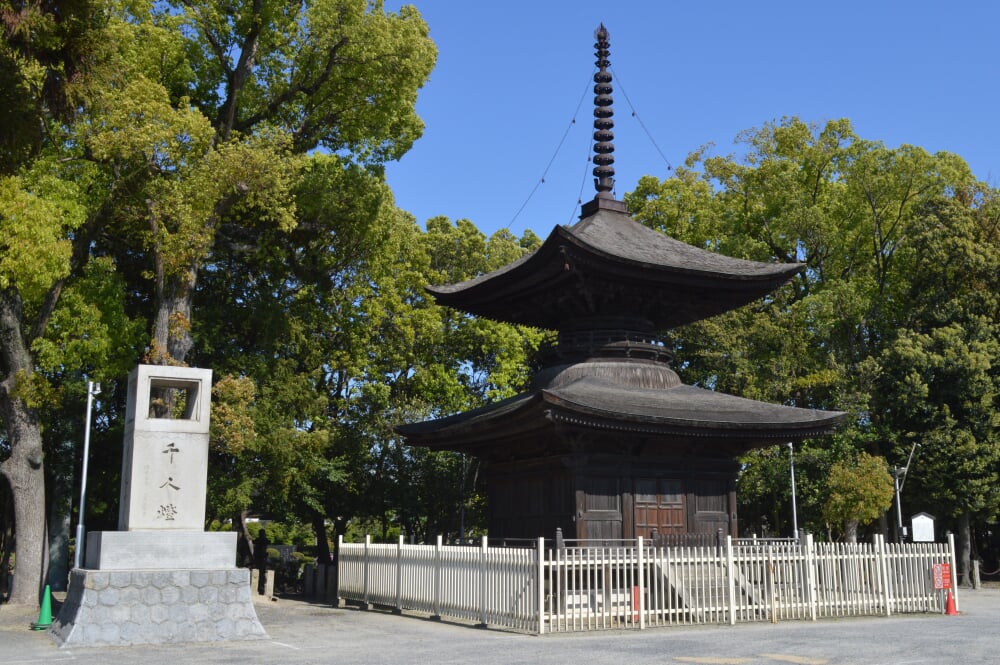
[30,584,53,630]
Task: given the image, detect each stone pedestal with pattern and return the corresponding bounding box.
[51,365,266,648]
[50,568,266,647]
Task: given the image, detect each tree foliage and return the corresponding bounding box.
[4,3,1000,607]
[628,118,999,556]
[823,452,894,542]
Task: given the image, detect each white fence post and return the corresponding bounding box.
[637,536,646,630]
[948,532,960,612]
[875,533,892,617]
[335,534,343,605]
[805,533,817,621]
[537,537,546,635]
[363,534,371,609]
[479,535,488,628]
[395,535,404,614]
[433,535,443,620]
[726,536,736,625]
[767,548,777,623]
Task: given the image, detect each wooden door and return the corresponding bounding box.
[691,478,731,536]
[633,478,686,540]
[576,477,622,544]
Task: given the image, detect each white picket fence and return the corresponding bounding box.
[337,533,958,634]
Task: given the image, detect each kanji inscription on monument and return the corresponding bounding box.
[118,365,213,530]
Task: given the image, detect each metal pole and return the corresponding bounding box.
[893,467,904,542]
[789,442,799,540]
[899,442,919,493]
[73,381,99,569]
[459,454,466,544]
[893,443,918,543]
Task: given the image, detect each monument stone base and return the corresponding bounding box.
[51,531,266,648]
[50,567,267,648]
[85,530,238,569]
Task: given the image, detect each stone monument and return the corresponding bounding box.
[51,365,267,647]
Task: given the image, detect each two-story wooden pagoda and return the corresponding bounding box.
[397,26,846,544]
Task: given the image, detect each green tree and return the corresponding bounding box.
[627,117,988,541]
[0,169,87,603]
[0,0,113,605]
[193,171,542,550]
[1,0,435,603]
[875,196,1000,582]
[193,153,424,558]
[823,452,894,542]
[117,0,437,366]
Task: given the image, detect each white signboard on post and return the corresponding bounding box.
[911,512,935,542]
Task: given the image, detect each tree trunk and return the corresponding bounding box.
[235,509,254,567]
[958,512,973,587]
[843,519,859,544]
[311,510,330,564]
[0,291,48,606]
[150,271,196,365]
[0,395,48,605]
[331,517,347,600]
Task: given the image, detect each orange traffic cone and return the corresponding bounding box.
[945,589,959,616]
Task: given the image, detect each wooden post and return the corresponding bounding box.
[303,563,315,598]
[432,535,442,621]
[637,536,646,630]
[805,533,817,621]
[336,534,343,606]
[478,535,488,628]
[726,535,737,625]
[394,535,404,614]
[875,533,892,617]
[768,548,777,623]
[362,534,371,610]
[536,536,546,635]
[948,531,960,612]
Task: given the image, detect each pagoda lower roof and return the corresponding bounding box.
[397,372,847,461]
[428,202,805,331]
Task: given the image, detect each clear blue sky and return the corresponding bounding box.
[384,1,998,238]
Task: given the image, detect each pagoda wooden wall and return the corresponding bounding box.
[486,453,739,545]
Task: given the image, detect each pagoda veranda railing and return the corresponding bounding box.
[540,328,675,365]
[333,533,958,634]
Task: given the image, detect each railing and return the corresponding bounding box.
[337,533,957,634]
[543,328,675,364]
[338,535,541,633]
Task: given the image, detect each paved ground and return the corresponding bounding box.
[1,588,996,665]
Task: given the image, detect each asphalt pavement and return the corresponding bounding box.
[1,587,997,665]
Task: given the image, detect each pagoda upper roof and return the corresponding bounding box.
[428,200,805,331]
[397,360,846,461]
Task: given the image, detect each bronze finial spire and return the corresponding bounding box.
[592,24,615,199]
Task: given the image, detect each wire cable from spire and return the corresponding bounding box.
[610,66,675,173]
[573,136,594,224]
[505,74,594,231]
